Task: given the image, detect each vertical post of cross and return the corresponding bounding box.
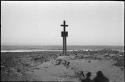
[61,20,68,56]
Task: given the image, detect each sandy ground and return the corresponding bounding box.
[24,57,124,82]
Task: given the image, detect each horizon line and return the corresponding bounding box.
[1,44,124,47]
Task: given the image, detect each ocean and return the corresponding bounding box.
[1,45,124,52]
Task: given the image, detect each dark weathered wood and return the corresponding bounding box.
[61,20,68,32]
[60,20,68,56]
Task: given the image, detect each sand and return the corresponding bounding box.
[23,56,124,82]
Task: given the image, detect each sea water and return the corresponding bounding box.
[1,45,124,52]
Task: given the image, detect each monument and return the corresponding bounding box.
[61,20,68,56]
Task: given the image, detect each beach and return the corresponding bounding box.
[1,48,124,82]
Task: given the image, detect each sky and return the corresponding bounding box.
[1,1,124,46]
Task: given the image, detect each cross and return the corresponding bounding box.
[61,20,68,31]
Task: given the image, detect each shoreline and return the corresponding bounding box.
[1,48,124,53]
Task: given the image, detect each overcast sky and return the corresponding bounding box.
[1,1,124,46]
